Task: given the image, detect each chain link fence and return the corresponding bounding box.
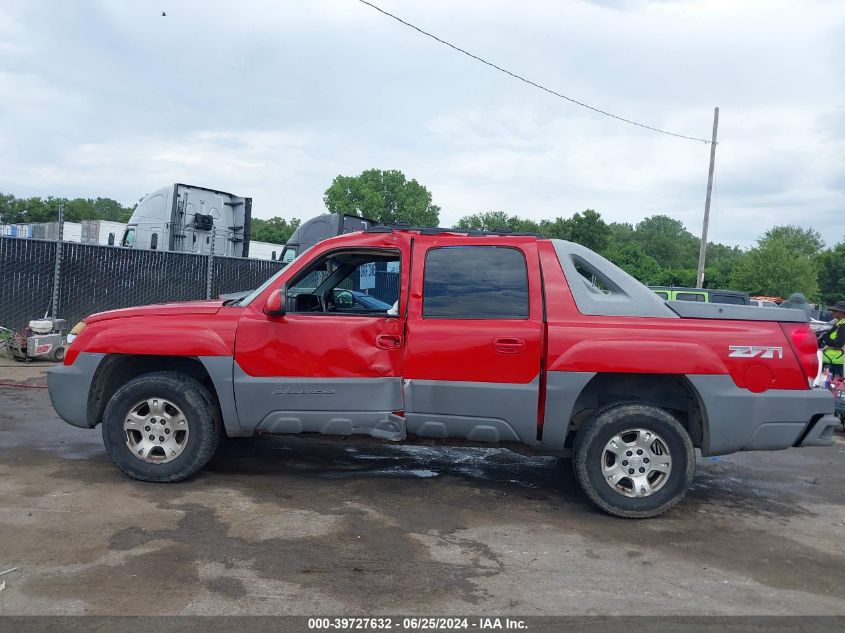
[1,236,285,332]
[1,237,58,335]
[211,255,283,299]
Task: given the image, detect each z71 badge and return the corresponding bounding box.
[728,345,783,359]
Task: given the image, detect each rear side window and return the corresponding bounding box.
[676,292,705,302]
[423,246,529,319]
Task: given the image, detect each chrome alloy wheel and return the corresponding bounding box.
[601,428,672,498]
[123,398,189,464]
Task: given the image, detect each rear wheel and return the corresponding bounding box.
[102,371,221,482]
[573,403,695,518]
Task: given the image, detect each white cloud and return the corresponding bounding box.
[0,0,843,248]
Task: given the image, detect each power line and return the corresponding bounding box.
[355,0,712,144]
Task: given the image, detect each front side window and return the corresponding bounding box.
[287,249,400,315]
[282,247,298,263]
[654,291,669,300]
[423,246,529,319]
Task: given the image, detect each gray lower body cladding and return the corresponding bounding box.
[234,364,541,445]
[47,352,105,428]
[233,362,404,439]
[687,374,836,455]
[199,356,243,436]
[540,371,596,450]
[49,354,836,457]
[403,377,540,445]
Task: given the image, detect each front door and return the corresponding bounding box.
[402,240,544,445]
[233,246,407,439]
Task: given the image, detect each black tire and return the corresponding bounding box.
[52,346,65,362]
[573,402,695,518]
[102,371,222,482]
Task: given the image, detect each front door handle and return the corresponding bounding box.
[493,337,525,354]
[376,334,403,350]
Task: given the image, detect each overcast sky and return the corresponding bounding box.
[1,0,843,247]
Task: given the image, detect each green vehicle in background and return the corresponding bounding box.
[649,286,750,305]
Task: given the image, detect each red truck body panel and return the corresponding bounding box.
[536,241,808,391]
[65,308,240,366]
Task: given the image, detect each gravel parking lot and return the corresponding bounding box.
[1,362,844,616]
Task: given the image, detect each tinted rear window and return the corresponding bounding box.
[710,293,746,305]
[676,292,706,302]
[423,246,529,319]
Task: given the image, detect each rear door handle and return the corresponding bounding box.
[376,334,403,350]
[493,337,525,354]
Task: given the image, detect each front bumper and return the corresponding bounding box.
[47,353,104,428]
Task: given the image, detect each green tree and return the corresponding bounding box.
[454,211,541,233]
[816,241,845,305]
[323,169,440,226]
[730,240,819,299]
[760,225,823,257]
[602,242,664,284]
[633,215,699,270]
[455,209,609,251]
[0,192,134,224]
[93,197,133,222]
[703,243,746,289]
[562,209,609,253]
[251,216,301,244]
[536,216,570,240]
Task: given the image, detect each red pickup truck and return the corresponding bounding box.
[48,227,837,517]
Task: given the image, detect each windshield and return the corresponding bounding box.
[239,247,310,306]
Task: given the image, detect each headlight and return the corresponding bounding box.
[66,321,86,344]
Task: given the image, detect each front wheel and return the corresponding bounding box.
[102,371,222,482]
[573,403,695,518]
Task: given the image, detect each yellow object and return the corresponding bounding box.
[66,321,86,344]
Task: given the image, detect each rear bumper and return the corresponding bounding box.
[47,352,104,428]
[687,375,836,455]
[798,414,839,447]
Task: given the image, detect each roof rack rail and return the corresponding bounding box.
[363,224,546,238]
[364,225,393,233]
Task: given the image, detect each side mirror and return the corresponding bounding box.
[333,289,355,309]
[263,289,286,316]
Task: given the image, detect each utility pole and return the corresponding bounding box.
[51,203,64,319]
[696,107,719,288]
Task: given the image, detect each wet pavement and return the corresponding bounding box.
[1,361,845,615]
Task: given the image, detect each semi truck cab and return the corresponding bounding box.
[120,183,252,257]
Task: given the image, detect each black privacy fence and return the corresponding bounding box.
[0,236,285,331]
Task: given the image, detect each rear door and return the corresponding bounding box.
[403,239,544,445]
